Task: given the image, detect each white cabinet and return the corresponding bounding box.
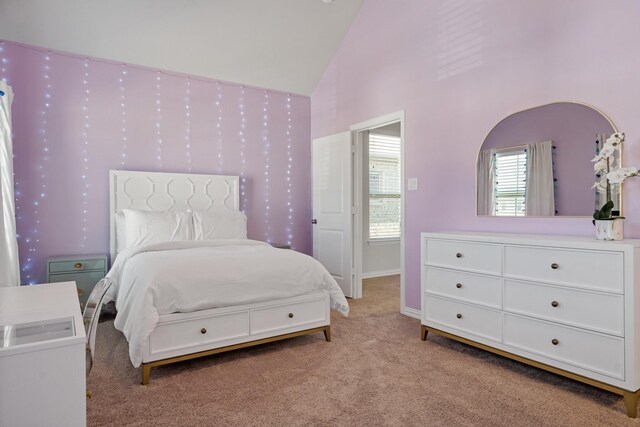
[0,282,86,427]
[421,232,640,417]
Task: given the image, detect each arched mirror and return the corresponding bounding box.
[476,102,619,217]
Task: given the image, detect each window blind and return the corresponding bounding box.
[494,149,527,216]
[369,133,401,239]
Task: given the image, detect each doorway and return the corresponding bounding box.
[351,111,405,308]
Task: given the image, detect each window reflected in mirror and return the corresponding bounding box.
[476,102,618,217]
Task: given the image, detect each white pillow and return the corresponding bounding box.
[115,212,127,253]
[123,209,194,248]
[193,211,247,240]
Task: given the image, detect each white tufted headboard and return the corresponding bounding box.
[109,170,239,262]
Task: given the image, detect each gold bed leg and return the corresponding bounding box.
[421,325,428,341]
[141,364,151,385]
[323,326,331,342]
[624,391,639,418]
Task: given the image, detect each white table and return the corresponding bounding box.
[0,282,86,427]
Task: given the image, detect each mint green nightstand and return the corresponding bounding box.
[47,255,108,310]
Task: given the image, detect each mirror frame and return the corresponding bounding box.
[475,101,620,218]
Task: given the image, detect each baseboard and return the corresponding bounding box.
[401,306,421,319]
[361,269,401,279]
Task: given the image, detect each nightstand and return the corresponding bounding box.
[47,255,108,310]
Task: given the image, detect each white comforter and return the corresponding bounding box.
[102,240,349,367]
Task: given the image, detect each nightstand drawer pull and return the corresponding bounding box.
[74,262,83,269]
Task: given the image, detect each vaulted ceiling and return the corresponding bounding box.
[0,0,363,95]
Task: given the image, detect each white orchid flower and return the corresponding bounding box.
[606,167,639,184]
[605,132,625,147]
[593,157,608,173]
[591,176,608,193]
[599,141,616,158]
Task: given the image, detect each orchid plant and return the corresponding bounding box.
[592,132,638,221]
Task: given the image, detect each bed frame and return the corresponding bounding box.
[109,170,331,384]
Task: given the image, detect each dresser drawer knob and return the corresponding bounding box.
[74,262,83,269]
[551,338,559,345]
[456,283,462,289]
[551,263,559,270]
[288,313,294,318]
[456,313,462,319]
[551,301,559,307]
[456,253,463,258]
[201,328,207,334]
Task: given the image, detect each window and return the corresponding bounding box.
[494,148,527,216]
[369,133,401,239]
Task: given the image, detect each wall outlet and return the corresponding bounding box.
[408,178,418,191]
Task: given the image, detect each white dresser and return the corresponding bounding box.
[0,282,86,427]
[420,232,640,417]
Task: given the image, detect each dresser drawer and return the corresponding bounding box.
[150,310,250,356]
[424,295,502,342]
[504,246,623,293]
[504,280,623,336]
[426,239,502,275]
[425,267,502,309]
[250,298,327,335]
[504,314,624,380]
[49,258,106,273]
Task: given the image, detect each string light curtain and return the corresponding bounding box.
[0,81,19,286]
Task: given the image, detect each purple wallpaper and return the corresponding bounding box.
[311,0,640,311]
[482,102,614,216]
[0,41,311,284]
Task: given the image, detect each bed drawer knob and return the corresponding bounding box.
[456,283,462,289]
[74,262,83,269]
[456,253,463,258]
[200,328,207,334]
[551,263,559,270]
[288,313,294,318]
[456,313,462,319]
[551,301,559,307]
[552,338,559,345]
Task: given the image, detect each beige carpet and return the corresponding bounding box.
[88,276,636,426]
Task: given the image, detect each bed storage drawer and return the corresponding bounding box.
[150,310,250,355]
[504,245,623,293]
[504,314,625,380]
[250,297,327,335]
[425,239,502,275]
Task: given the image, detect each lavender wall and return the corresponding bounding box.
[311,0,640,311]
[482,102,614,216]
[0,41,311,284]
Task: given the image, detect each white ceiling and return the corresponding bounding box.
[0,0,363,95]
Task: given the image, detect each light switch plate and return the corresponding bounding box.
[408,178,418,191]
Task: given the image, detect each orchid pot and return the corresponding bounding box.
[594,217,624,241]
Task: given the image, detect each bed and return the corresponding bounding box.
[104,170,349,384]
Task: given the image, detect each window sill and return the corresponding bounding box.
[368,238,401,246]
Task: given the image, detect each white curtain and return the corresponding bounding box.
[525,140,555,216]
[477,149,495,215]
[0,81,19,287]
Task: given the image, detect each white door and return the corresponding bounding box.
[312,132,353,298]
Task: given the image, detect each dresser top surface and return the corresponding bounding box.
[422,231,640,249]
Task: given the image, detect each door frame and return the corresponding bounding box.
[349,111,406,314]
